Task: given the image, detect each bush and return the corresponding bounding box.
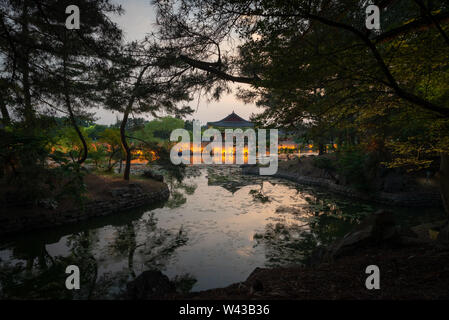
[1,127,87,206]
[312,157,335,170]
[336,146,369,190]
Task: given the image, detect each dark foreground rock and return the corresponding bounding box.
[125,270,176,299]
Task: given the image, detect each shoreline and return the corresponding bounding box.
[0,178,170,238]
[241,165,443,207]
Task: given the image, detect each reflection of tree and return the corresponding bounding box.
[254,222,317,267]
[11,239,55,274]
[140,214,188,270]
[0,230,100,299]
[110,222,139,278]
[151,164,197,209]
[0,212,190,299]
[0,256,70,299]
[108,212,189,294]
[255,191,374,267]
[110,213,187,269]
[66,230,99,299]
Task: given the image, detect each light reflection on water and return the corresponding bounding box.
[0,166,445,299]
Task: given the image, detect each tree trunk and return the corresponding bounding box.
[120,65,150,181]
[440,153,449,216]
[0,97,11,125]
[63,35,87,165]
[20,0,34,127]
[318,142,325,155]
[65,93,88,165]
[120,104,132,181]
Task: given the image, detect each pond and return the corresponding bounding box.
[0,165,445,299]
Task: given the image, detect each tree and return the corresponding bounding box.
[152,0,449,213]
[97,128,123,172]
[0,0,123,164]
[102,40,204,180]
[133,117,185,143]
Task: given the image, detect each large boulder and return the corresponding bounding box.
[125,270,175,299]
[308,210,403,265]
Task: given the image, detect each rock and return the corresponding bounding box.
[125,270,175,299]
[310,210,401,263]
[250,280,264,293]
[246,267,266,294]
[142,170,164,182]
[411,220,446,241]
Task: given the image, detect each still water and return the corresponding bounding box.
[0,166,445,299]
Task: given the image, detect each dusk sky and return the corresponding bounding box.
[95,0,259,125]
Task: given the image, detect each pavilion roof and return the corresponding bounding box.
[207,111,254,128]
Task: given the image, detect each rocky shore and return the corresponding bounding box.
[241,159,443,207]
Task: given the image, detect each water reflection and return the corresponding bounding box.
[0,202,191,299]
[0,165,445,298]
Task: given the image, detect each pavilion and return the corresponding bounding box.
[207,111,254,128]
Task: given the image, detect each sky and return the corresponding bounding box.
[95,0,259,125]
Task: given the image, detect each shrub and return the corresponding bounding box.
[312,157,335,171]
[336,146,369,190]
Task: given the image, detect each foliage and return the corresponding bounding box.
[312,157,335,171]
[132,117,185,144]
[335,145,373,191]
[0,125,87,205]
[53,126,93,163]
[96,128,123,171]
[153,0,449,178]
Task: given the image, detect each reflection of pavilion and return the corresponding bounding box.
[207,177,253,194]
[206,166,263,194]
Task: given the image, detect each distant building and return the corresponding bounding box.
[207,111,254,129]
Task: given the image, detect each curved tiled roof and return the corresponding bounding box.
[207,111,254,128]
